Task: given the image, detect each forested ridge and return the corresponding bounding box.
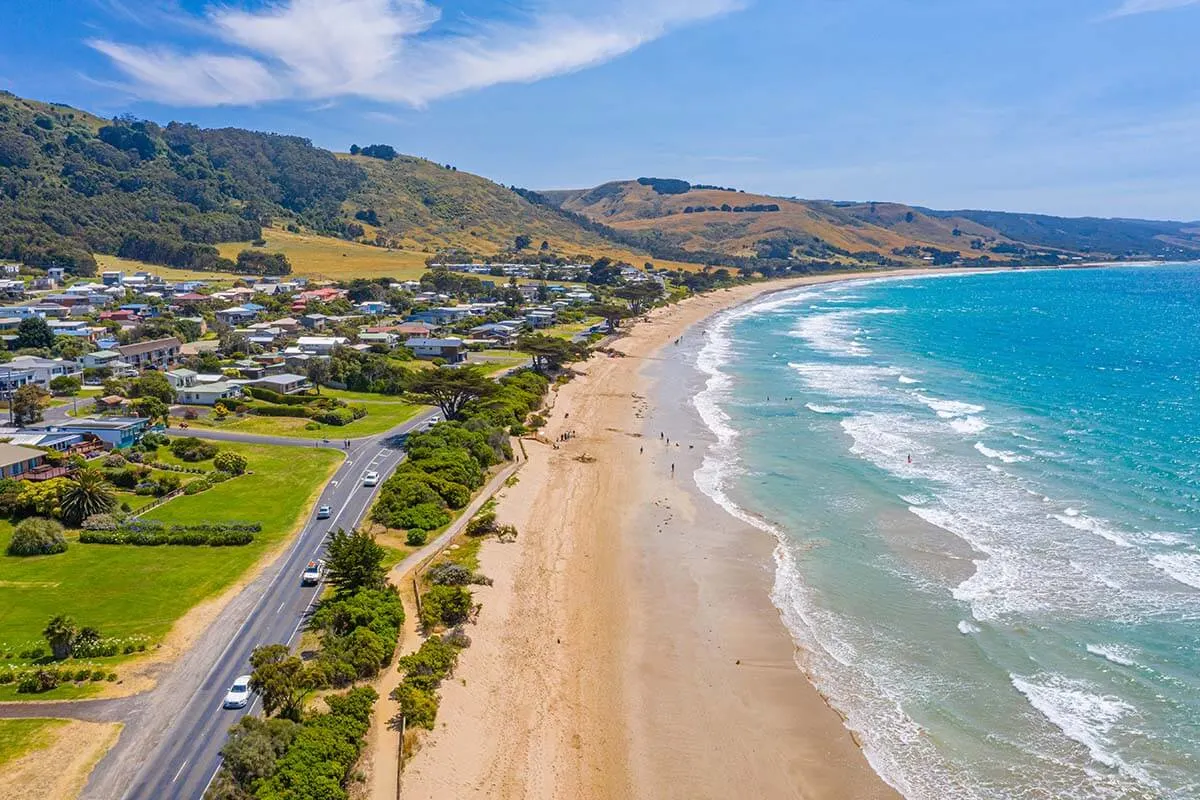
[0,92,364,275]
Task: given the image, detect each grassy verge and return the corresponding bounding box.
[469,350,530,376]
[175,393,424,440]
[0,719,67,768]
[0,442,341,654]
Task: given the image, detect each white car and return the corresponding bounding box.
[363,471,380,487]
[223,675,252,709]
[301,560,324,586]
[316,505,331,520]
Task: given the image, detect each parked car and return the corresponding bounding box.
[223,675,253,709]
[363,471,379,487]
[301,560,324,586]
[316,504,331,519]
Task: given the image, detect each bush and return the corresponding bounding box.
[183,478,212,495]
[465,509,497,537]
[405,529,428,547]
[102,453,127,468]
[312,408,355,426]
[7,517,67,556]
[250,404,312,418]
[393,502,450,533]
[391,682,439,729]
[17,669,59,694]
[419,585,473,630]
[81,513,119,530]
[169,437,219,462]
[427,562,473,586]
[213,451,248,475]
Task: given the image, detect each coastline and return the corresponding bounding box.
[397,271,943,798]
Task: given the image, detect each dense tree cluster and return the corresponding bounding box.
[0,93,364,273]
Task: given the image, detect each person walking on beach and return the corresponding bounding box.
[671,463,675,476]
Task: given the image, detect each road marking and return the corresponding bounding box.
[172,760,189,783]
[201,759,223,797]
[276,600,286,613]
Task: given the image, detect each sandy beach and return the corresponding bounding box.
[396,273,919,799]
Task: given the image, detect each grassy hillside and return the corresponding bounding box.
[546,179,1200,266]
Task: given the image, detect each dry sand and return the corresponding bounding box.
[393,273,935,799]
[0,720,122,800]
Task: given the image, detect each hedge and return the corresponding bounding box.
[251,404,313,418]
[79,522,261,547]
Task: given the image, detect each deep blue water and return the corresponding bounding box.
[693,266,1200,800]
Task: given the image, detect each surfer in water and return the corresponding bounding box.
[907,454,913,464]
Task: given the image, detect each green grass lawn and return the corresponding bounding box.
[0,719,67,768]
[0,442,341,652]
[469,350,530,376]
[541,316,603,340]
[178,392,425,439]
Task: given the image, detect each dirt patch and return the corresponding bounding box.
[0,720,122,800]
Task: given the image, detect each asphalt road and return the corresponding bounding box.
[78,409,437,800]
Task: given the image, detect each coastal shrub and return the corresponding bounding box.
[391,682,439,730]
[210,470,233,483]
[79,522,258,547]
[465,509,497,537]
[392,502,450,533]
[102,453,126,468]
[426,563,473,587]
[7,517,67,556]
[169,437,219,462]
[183,478,212,495]
[405,529,428,547]
[419,585,473,630]
[17,669,59,694]
[213,452,248,475]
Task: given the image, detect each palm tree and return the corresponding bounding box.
[43,615,78,660]
[59,467,117,526]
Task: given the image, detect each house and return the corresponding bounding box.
[117,337,183,370]
[406,337,468,364]
[94,395,132,414]
[357,332,397,348]
[249,373,309,395]
[44,417,150,449]
[81,350,122,370]
[165,368,199,390]
[0,443,48,479]
[408,307,476,327]
[100,309,140,324]
[101,270,124,286]
[524,307,558,328]
[296,336,347,355]
[178,382,243,407]
[469,322,524,345]
[5,431,83,453]
[356,300,389,315]
[215,305,261,326]
[47,320,93,339]
[6,356,81,389]
[171,292,211,308]
[47,267,66,283]
[368,322,433,338]
[300,313,329,331]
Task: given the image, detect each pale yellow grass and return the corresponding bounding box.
[0,720,122,800]
[93,254,242,282]
[216,229,431,281]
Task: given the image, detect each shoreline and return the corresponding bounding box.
[395,271,940,798]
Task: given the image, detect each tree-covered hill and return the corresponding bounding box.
[0,92,368,275]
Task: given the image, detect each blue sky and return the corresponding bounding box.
[1,0,1199,219]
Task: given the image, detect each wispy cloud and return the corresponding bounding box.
[1103,0,1200,18]
[88,0,743,107]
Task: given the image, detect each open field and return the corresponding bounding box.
[93,254,242,283]
[0,719,66,769]
[0,443,341,655]
[177,392,424,439]
[217,228,431,281]
[541,316,603,339]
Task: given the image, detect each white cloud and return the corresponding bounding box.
[89,0,743,106]
[1104,0,1200,18]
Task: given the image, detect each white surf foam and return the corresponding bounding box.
[957,620,981,635]
[974,442,1026,463]
[917,396,986,419]
[949,416,989,435]
[1053,513,1134,548]
[1150,552,1200,590]
[898,374,921,384]
[1085,644,1139,667]
[1011,673,1150,785]
[789,307,898,358]
[805,403,849,415]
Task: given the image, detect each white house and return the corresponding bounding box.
[5,356,81,388]
[165,368,199,390]
[296,336,348,355]
[215,306,261,326]
[178,382,243,406]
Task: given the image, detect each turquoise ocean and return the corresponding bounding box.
[692,265,1200,799]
